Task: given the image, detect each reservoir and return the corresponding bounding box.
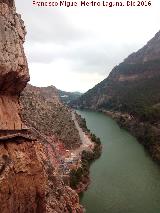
[77,110,160,213]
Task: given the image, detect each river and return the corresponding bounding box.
[77,110,160,213]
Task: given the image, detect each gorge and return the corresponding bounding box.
[0,0,101,212]
[78,110,160,213]
[72,30,160,164]
[0,0,160,212]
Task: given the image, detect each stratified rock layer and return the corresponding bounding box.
[0,0,83,212]
[0,0,29,95]
[0,0,29,130]
[0,137,83,212]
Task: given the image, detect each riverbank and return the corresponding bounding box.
[77,110,160,213]
[101,110,160,164]
[68,111,102,194]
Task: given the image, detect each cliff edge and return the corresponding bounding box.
[0,0,83,212]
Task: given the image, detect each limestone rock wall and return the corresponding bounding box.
[0,0,83,212]
[0,0,29,130]
[0,0,29,95]
[0,138,83,212]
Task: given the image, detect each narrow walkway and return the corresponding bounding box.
[0,129,34,141]
[0,133,34,141]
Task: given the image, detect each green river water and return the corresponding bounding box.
[77,110,160,213]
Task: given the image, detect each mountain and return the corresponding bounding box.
[73,31,160,162]
[25,84,82,105]
[74,31,160,122]
[58,90,82,104]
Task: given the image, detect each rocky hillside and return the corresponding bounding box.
[20,84,81,149]
[73,31,160,121]
[0,1,83,212]
[73,31,160,163]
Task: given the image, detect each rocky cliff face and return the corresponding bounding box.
[0,137,83,212]
[73,30,160,163]
[0,0,29,95]
[0,0,83,212]
[0,0,29,130]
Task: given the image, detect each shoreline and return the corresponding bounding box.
[100,109,160,164]
[67,110,102,194]
[74,107,160,165]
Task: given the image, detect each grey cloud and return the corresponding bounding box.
[15,0,160,91]
[25,40,140,77]
[16,0,87,44]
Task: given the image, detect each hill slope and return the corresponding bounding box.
[74,31,160,122]
[58,90,82,104]
[20,84,82,149]
[73,30,160,162]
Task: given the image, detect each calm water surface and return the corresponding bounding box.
[77,110,160,213]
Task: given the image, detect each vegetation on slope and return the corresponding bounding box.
[58,90,82,104]
[20,84,81,149]
[71,31,160,163]
[70,113,102,189]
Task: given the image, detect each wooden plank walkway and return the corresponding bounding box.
[0,134,32,141]
[0,129,35,141]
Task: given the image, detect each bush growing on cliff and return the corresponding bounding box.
[75,113,88,131]
[82,142,102,163]
[82,150,94,162]
[70,149,99,189]
[80,118,87,129]
[143,124,156,146]
[69,137,102,189]
[90,133,101,145]
[69,157,90,189]
[140,106,160,123]
[70,167,83,189]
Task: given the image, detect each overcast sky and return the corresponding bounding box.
[15,0,160,92]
